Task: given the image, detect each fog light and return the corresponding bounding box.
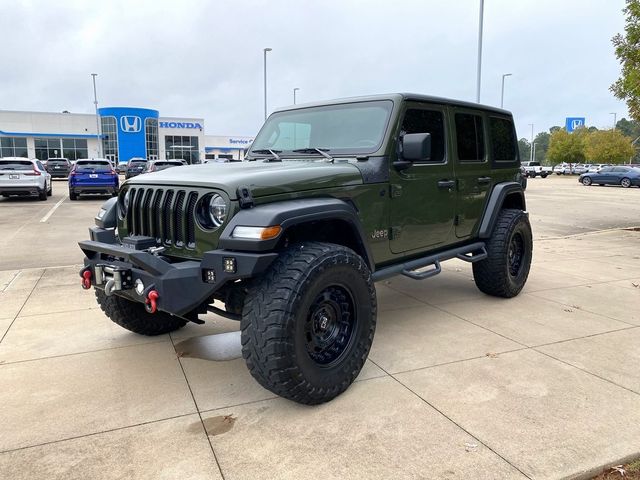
[204,269,216,284]
[223,257,236,274]
[134,279,145,296]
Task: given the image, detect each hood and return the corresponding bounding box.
[125,160,364,199]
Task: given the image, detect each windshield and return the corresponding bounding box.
[76,161,111,172]
[250,100,393,156]
[0,160,33,170]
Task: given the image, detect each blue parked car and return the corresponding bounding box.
[579,165,640,188]
[68,159,119,200]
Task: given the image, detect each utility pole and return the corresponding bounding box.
[500,73,512,108]
[610,112,617,129]
[475,0,484,103]
[293,87,300,104]
[91,73,102,157]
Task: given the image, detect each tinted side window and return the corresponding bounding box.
[489,117,517,161]
[455,113,485,161]
[612,167,627,172]
[400,109,445,163]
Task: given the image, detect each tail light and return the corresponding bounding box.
[109,169,117,175]
[23,167,41,176]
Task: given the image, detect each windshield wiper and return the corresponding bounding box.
[251,149,282,161]
[292,148,334,161]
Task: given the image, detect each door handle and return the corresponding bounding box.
[437,180,456,189]
[477,176,492,185]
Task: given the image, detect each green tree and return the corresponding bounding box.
[611,1,640,121]
[518,138,531,161]
[584,129,636,163]
[616,117,640,138]
[547,129,586,164]
[533,131,551,164]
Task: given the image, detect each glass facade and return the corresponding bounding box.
[165,135,199,164]
[145,118,159,160]
[35,138,88,161]
[0,137,28,157]
[101,116,118,162]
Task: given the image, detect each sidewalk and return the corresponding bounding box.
[0,228,639,480]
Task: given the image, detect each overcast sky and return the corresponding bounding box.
[0,0,629,140]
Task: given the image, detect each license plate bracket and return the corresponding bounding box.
[9,174,19,179]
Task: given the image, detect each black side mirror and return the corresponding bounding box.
[394,133,431,170]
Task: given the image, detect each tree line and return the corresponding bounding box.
[518,119,640,165]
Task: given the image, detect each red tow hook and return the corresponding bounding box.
[81,270,92,290]
[145,290,159,314]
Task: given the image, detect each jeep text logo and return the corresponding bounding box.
[120,116,142,133]
[159,121,203,129]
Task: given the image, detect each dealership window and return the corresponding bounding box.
[1,137,28,157]
[35,138,88,161]
[101,116,119,162]
[145,118,159,160]
[165,135,199,164]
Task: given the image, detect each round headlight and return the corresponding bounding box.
[208,194,228,227]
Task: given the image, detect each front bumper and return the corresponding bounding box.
[79,227,277,318]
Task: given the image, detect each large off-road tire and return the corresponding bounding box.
[95,290,187,335]
[473,209,532,298]
[241,242,376,405]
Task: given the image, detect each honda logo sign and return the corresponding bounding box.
[120,116,142,133]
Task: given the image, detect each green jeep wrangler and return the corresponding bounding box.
[79,93,532,405]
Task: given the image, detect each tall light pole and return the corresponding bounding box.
[293,87,300,104]
[263,48,272,121]
[500,73,512,108]
[532,142,537,162]
[610,112,617,129]
[91,73,102,157]
[528,123,534,162]
[476,0,484,103]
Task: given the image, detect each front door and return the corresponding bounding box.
[389,102,456,254]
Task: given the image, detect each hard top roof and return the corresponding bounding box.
[273,93,511,116]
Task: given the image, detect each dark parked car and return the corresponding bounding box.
[124,158,147,179]
[68,159,119,200]
[141,160,185,173]
[579,166,640,188]
[45,158,72,178]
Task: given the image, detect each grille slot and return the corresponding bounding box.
[124,187,198,249]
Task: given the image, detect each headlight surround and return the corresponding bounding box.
[197,193,229,230]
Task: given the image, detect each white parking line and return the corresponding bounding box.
[40,196,67,223]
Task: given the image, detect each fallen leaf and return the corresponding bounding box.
[632,283,639,288]
[486,352,499,358]
[610,464,626,476]
[563,308,573,313]
[464,442,478,452]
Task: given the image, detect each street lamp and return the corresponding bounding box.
[528,123,534,162]
[476,0,484,103]
[610,112,617,129]
[500,73,512,108]
[293,87,300,104]
[263,48,272,121]
[91,73,102,157]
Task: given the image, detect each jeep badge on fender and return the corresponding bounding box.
[78,93,531,405]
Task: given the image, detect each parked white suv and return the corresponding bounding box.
[0,157,52,200]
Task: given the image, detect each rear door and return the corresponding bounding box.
[451,109,491,238]
[389,102,455,254]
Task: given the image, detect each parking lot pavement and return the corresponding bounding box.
[0,175,639,479]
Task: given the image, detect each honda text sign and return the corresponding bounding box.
[565,117,585,133]
[120,116,142,133]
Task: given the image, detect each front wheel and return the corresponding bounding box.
[621,177,631,188]
[241,242,377,405]
[95,290,187,335]
[582,176,592,186]
[473,209,532,298]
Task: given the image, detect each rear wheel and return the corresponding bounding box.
[38,188,47,201]
[621,177,631,188]
[541,172,548,178]
[582,176,592,186]
[473,209,532,298]
[241,242,376,405]
[69,190,77,200]
[95,290,187,335]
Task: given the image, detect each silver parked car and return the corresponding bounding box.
[0,157,52,200]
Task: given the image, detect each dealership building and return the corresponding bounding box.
[0,107,253,164]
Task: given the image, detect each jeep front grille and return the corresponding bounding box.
[126,187,198,249]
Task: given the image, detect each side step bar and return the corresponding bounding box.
[372,242,487,282]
